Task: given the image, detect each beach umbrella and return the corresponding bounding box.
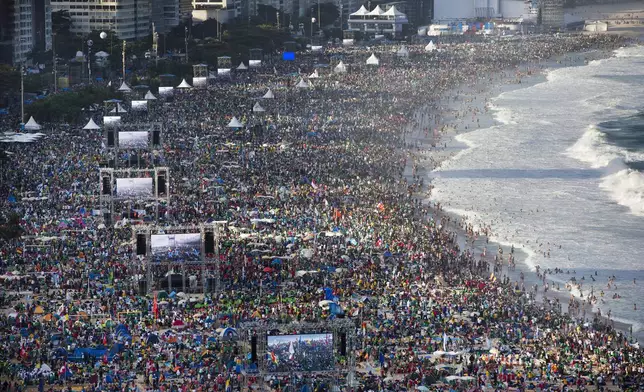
[172,319,186,329]
[34,305,44,314]
[263,267,273,273]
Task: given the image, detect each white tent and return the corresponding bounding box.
[350,5,369,16]
[144,90,157,100]
[296,78,311,88]
[24,116,41,130]
[366,53,379,66]
[237,62,248,70]
[109,103,128,113]
[383,5,407,21]
[334,61,347,73]
[262,89,275,99]
[425,41,436,52]
[177,79,192,89]
[82,118,100,130]
[396,45,410,57]
[117,82,132,92]
[95,51,109,58]
[253,102,266,112]
[367,5,385,16]
[309,70,320,79]
[227,117,244,128]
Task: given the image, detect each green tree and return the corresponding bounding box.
[52,10,72,35]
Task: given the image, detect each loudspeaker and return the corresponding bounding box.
[152,130,160,146]
[136,234,146,255]
[340,333,347,356]
[138,280,147,295]
[107,131,115,147]
[206,277,217,292]
[103,212,111,225]
[251,336,258,362]
[102,177,111,195]
[157,176,166,195]
[204,232,215,254]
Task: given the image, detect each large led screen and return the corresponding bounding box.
[193,77,207,87]
[119,131,148,149]
[103,116,121,125]
[159,87,174,97]
[115,178,153,198]
[217,69,231,75]
[267,333,334,373]
[150,233,201,262]
[131,100,148,111]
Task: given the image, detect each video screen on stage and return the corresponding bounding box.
[193,77,207,87]
[150,233,201,262]
[217,69,231,75]
[104,116,121,125]
[119,131,148,149]
[267,333,334,373]
[115,178,153,198]
[249,60,261,67]
[159,87,174,97]
[131,100,148,111]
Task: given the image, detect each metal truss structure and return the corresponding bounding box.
[133,222,227,294]
[103,122,163,169]
[99,167,170,225]
[238,319,357,391]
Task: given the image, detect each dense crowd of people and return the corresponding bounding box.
[0,33,642,392]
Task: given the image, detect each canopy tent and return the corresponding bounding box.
[366,53,379,65]
[262,89,275,99]
[309,70,320,79]
[82,118,100,130]
[296,78,311,88]
[383,5,407,21]
[350,5,369,16]
[144,90,157,100]
[177,79,192,89]
[24,116,41,130]
[367,5,385,16]
[117,82,132,92]
[237,62,248,70]
[253,102,265,113]
[397,45,410,57]
[95,51,109,58]
[334,61,347,73]
[227,117,244,128]
[425,41,436,52]
[109,103,128,113]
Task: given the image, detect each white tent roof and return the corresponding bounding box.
[95,51,109,58]
[334,61,347,73]
[177,79,192,89]
[1,131,45,143]
[82,118,101,130]
[309,69,320,79]
[227,117,244,128]
[262,89,274,99]
[296,78,311,88]
[397,45,410,57]
[425,41,436,52]
[367,5,385,16]
[208,72,217,79]
[237,62,248,70]
[117,82,132,92]
[383,5,406,18]
[350,5,369,16]
[253,102,266,112]
[366,53,379,65]
[144,90,157,100]
[109,103,128,113]
[24,116,41,130]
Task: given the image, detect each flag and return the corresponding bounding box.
[489,273,497,283]
[311,179,318,190]
[153,292,159,319]
[270,351,278,364]
[288,341,295,360]
[442,332,448,352]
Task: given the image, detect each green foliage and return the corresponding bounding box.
[0,64,20,93]
[26,85,117,124]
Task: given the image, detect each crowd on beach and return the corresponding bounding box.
[1,33,643,392]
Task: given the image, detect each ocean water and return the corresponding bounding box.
[431,45,644,336]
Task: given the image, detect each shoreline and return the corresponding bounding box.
[404,46,644,343]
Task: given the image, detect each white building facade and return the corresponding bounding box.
[51,0,151,40]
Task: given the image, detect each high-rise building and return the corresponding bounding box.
[0,0,52,65]
[152,0,193,34]
[51,0,151,40]
[541,0,563,28]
